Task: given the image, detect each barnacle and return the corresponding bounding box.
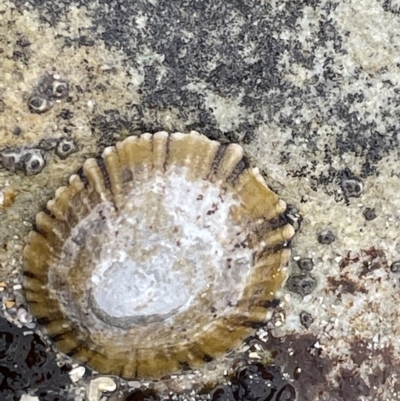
[38,138,59,151]
[28,94,53,114]
[55,137,78,160]
[318,229,336,244]
[299,311,313,328]
[51,80,69,99]
[390,261,400,273]
[286,274,317,297]
[22,149,46,176]
[297,258,314,271]
[0,148,23,172]
[341,177,363,198]
[363,207,376,221]
[23,131,294,379]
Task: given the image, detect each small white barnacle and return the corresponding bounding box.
[51,79,69,99]
[28,94,53,114]
[55,137,78,160]
[0,148,23,172]
[22,149,46,176]
[22,131,294,379]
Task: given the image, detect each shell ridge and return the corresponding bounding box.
[95,156,112,194]
[162,132,171,172]
[209,142,227,180]
[226,155,250,186]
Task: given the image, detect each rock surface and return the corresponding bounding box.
[1,0,400,400]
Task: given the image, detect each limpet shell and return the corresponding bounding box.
[23,131,294,379]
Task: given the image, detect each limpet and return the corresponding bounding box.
[23,131,294,379]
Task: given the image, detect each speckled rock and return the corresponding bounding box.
[2,0,400,400]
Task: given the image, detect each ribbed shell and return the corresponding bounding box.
[23,131,294,379]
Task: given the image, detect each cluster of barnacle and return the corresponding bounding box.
[285,166,379,327]
[286,256,318,329]
[285,226,338,326]
[286,257,317,299]
[38,137,78,160]
[338,168,380,221]
[0,147,45,176]
[0,74,75,176]
[28,73,69,114]
[0,137,78,176]
[285,169,349,302]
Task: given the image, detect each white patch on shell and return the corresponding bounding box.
[50,167,253,338]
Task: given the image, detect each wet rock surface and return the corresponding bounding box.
[0,316,71,401]
[211,364,295,401]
